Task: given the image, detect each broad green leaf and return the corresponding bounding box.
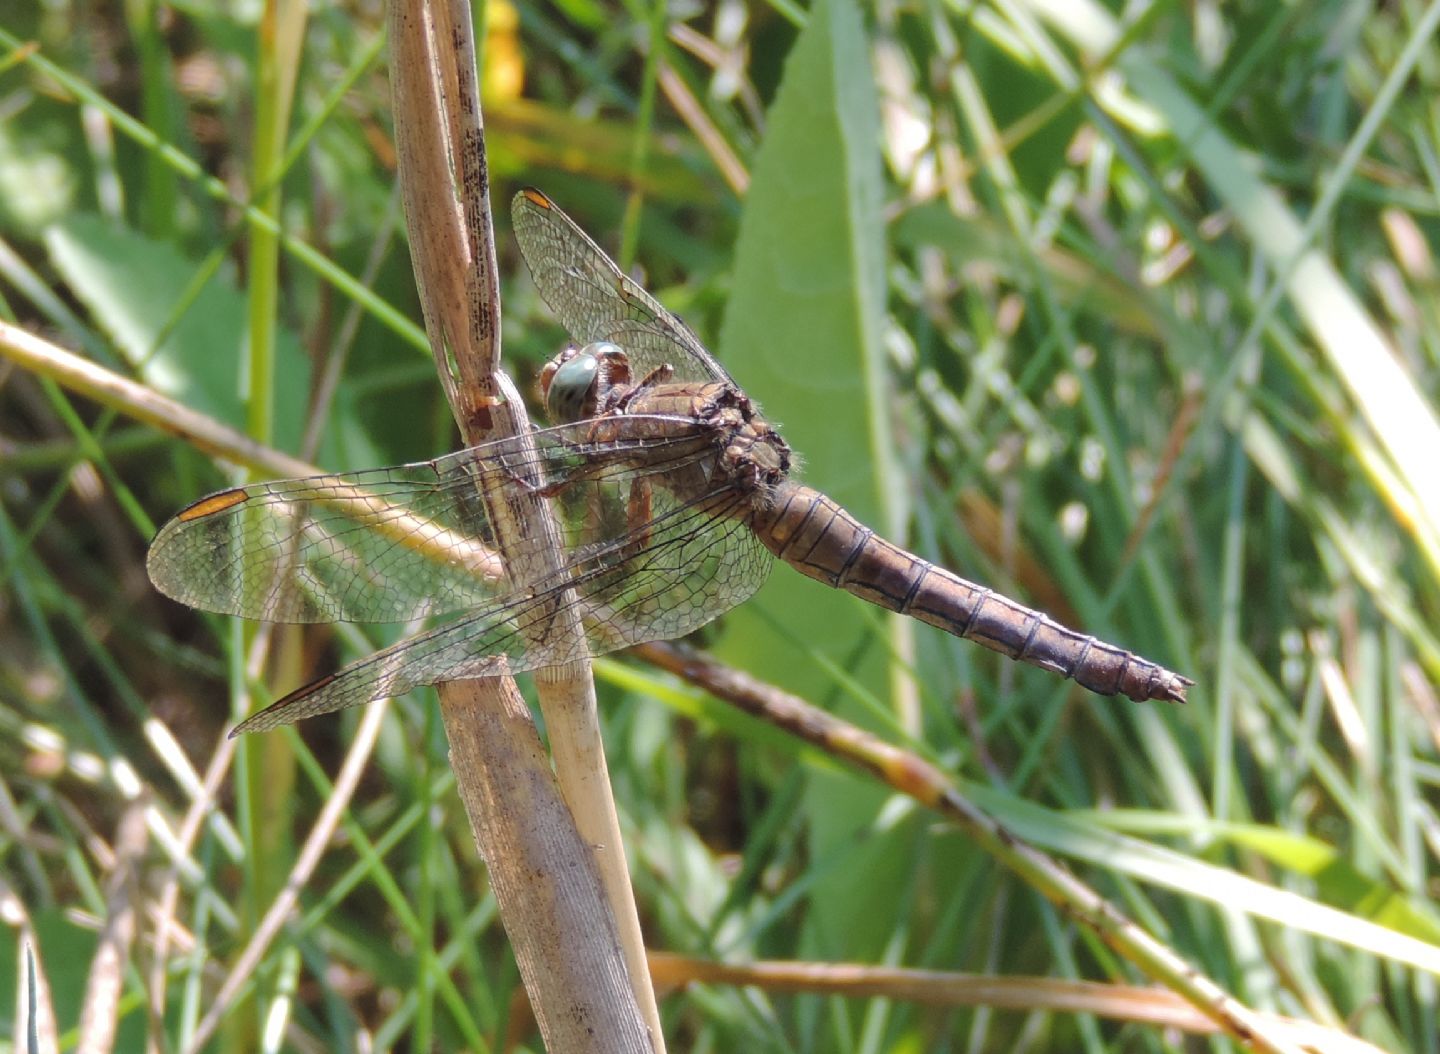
[717,0,892,696]
[1073,809,1440,970]
[45,215,310,452]
[1223,823,1440,947]
[716,0,903,961]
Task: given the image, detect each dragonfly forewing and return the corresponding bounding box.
[148,461,502,623]
[232,484,771,734]
[147,418,720,625]
[513,188,733,387]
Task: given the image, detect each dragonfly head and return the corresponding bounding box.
[539,342,632,423]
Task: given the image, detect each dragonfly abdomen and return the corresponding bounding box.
[752,482,1191,705]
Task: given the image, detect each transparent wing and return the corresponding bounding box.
[146,417,718,624]
[232,484,772,733]
[512,187,733,386]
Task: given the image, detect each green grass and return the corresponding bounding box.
[2,1,1438,1051]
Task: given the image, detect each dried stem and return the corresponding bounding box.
[386,2,660,1049]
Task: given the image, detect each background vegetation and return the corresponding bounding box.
[1,0,1438,1050]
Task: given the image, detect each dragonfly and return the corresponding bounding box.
[147,188,1191,735]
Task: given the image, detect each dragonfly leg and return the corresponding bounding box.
[610,364,674,413]
[623,477,655,559]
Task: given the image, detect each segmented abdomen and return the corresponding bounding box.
[749,482,1191,704]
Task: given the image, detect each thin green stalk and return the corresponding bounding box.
[236,8,307,1052]
[123,0,180,237]
[0,24,428,357]
[618,0,667,269]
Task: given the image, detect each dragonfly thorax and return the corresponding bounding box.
[670,382,794,500]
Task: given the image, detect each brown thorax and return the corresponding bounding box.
[539,342,792,503]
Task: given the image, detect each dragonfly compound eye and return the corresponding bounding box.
[545,350,601,422]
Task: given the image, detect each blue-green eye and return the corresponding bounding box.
[546,352,600,422]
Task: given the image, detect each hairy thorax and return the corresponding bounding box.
[540,343,792,512]
[625,381,792,503]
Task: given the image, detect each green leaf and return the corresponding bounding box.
[718,0,891,694]
[45,215,310,452]
[892,203,1160,338]
[1223,823,1440,946]
[716,0,902,961]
